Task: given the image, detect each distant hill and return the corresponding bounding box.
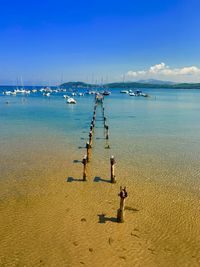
[137,79,175,85]
[61,81,200,89]
[61,81,90,87]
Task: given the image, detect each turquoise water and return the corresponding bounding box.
[1,87,200,195]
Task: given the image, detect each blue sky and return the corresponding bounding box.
[0,0,200,84]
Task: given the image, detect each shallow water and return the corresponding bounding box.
[0,87,200,266]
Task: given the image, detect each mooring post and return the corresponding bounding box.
[89,130,93,147]
[105,125,109,139]
[110,155,116,183]
[104,117,106,127]
[86,141,91,162]
[117,187,128,223]
[82,155,87,181]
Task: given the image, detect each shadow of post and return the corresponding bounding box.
[98,214,118,224]
[66,177,84,182]
[93,176,111,183]
[73,160,82,163]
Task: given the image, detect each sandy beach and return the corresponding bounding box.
[0,135,200,267]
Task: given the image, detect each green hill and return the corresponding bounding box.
[61,81,200,89]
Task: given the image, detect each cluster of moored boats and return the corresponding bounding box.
[63,90,111,104]
[2,87,67,96]
[2,87,149,105]
[2,87,112,105]
[120,89,149,97]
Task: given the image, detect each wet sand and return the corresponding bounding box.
[0,136,200,267]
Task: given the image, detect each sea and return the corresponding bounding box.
[0,86,200,266]
[0,86,200,195]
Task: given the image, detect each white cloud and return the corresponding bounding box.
[126,63,200,79]
[149,62,167,74]
[127,70,146,77]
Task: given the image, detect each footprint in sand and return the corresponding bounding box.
[108,237,114,245]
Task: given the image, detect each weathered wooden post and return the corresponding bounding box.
[105,125,109,139]
[104,117,106,127]
[110,156,116,183]
[117,187,128,223]
[89,130,93,147]
[82,155,87,181]
[86,141,91,162]
[102,107,105,116]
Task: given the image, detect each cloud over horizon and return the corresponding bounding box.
[126,63,200,81]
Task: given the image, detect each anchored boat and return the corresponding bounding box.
[67,98,76,104]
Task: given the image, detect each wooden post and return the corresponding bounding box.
[89,131,93,147]
[82,155,87,181]
[104,117,106,127]
[86,141,91,162]
[117,187,128,223]
[105,125,109,139]
[110,156,116,183]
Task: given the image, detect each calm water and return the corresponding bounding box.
[1,86,200,267]
[1,87,200,195]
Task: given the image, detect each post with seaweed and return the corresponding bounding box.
[110,156,116,183]
[82,155,87,181]
[117,187,128,223]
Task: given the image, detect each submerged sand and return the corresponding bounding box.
[0,136,200,267]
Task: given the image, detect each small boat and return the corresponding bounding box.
[78,93,84,96]
[129,90,149,97]
[120,90,129,94]
[10,91,17,96]
[63,94,69,99]
[134,90,142,96]
[90,91,96,95]
[43,92,50,97]
[67,98,76,104]
[129,92,136,96]
[3,91,12,95]
[141,93,149,97]
[102,90,111,96]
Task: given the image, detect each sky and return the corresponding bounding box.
[0,0,200,85]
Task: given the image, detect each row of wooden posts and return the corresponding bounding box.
[81,95,128,223]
